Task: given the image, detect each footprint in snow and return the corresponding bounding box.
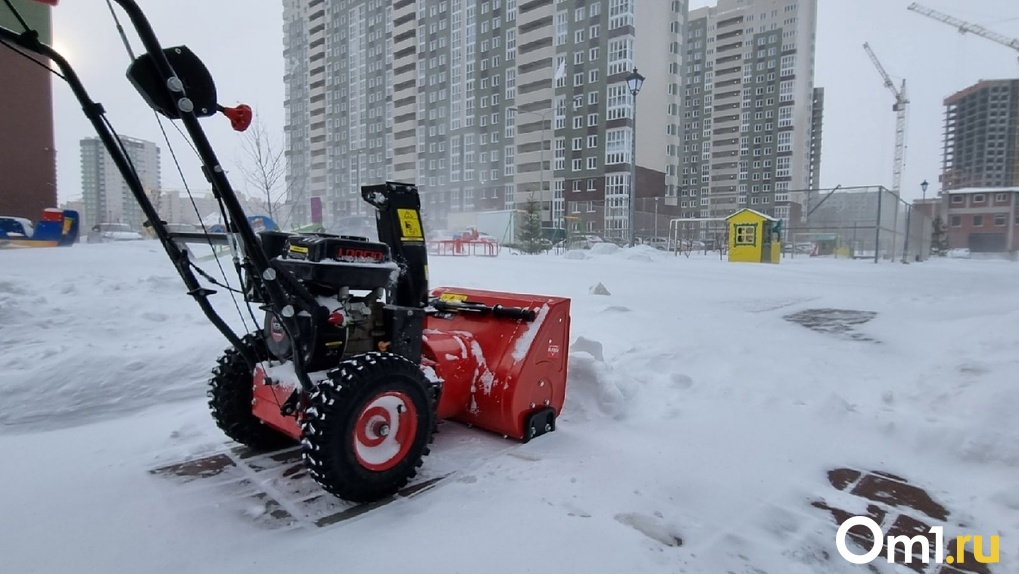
[614,512,684,547]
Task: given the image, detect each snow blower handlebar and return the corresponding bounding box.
[0,0,317,391]
[430,300,537,322]
[0,19,261,364]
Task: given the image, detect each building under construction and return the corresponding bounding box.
[941,79,1019,191]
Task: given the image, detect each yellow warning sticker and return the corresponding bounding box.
[439,293,468,303]
[397,208,424,240]
[289,245,308,254]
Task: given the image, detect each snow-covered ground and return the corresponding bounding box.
[1,242,1017,573]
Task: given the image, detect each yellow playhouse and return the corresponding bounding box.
[726,208,781,264]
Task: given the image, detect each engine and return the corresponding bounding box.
[257,232,407,371]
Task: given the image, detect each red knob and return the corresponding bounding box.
[221,104,252,132]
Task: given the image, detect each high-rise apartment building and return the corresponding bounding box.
[80,136,160,231]
[283,0,395,226]
[680,0,819,227]
[285,0,689,240]
[941,79,1019,192]
[0,0,56,220]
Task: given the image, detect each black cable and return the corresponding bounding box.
[103,0,137,61]
[0,36,66,80]
[164,112,260,330]
[152,113,256,332]
[188,262,245,294]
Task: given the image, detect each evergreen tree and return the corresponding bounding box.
[930,216,948,256]
[517,197,545,254]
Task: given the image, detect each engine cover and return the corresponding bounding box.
[274,234,400,293]
[284,234,390,264]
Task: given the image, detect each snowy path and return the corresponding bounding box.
[1,242,1017,573]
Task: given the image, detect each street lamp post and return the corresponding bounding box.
[626,68,645,247]
[920,179,929,260]
[654,196,660,241]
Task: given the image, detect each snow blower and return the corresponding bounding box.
[0,0,570,503]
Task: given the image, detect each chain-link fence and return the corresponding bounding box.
[791,185,931,262]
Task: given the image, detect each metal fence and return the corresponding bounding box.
[563,197,689,245]
[792,185,932,262]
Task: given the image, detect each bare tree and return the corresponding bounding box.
[238,113,285,222]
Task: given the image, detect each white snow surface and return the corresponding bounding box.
[2,241,1019,573]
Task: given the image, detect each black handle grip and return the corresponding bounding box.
[491,304,537,322]
[430,300,536,322]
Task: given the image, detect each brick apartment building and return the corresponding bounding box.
[0,0,56,220]
[944,187,1019,253]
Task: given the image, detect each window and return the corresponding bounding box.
[973,215,983,227]
[973,194,985,203]
[606,83,632,120]
[734,224,756,246]
[573,137,583,151]
[572,158,582,171]
[605,128,632,164]
[587,135,598,148]
[504,145,515,176]
[608,38,633,75]
[587,157,597,170]
[995,213,1006,226]
[995,193,1007,202]
[951,195,964,204]
[609,0,633,29]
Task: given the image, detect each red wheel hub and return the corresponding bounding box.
[352,391,418,471]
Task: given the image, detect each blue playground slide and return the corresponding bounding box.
[0,209,80,249]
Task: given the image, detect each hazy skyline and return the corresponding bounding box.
[32,0,1019,206]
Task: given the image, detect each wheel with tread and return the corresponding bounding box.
[207,335,294,451]
[301,351,438,503]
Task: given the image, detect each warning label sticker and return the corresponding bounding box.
[397,209,424,240]
[438,293,468,303]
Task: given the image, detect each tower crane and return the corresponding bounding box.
[907,3,1019,64]
[863,42,908,197]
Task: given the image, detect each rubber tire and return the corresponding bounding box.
[301,352,438,503]
[207,335,294,451]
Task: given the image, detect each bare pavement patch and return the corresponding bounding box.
[813,468,996,573]
[784,308,879,342]
[149,422,513,530]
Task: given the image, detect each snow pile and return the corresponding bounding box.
[589,242,619,255]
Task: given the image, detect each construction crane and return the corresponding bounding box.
[863,42,908,197]
[907,3,1019,64]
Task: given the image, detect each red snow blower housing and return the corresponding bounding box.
[1,0,570,503]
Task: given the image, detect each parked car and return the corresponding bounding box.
[565,234,606,250]
[87,223,144,243]
[0,215,34,238]
[644,237,678,251]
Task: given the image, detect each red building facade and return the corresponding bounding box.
[945,188,1019,253]
[0,1,56,220]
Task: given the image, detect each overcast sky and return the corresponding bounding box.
[39,0,1019,205]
